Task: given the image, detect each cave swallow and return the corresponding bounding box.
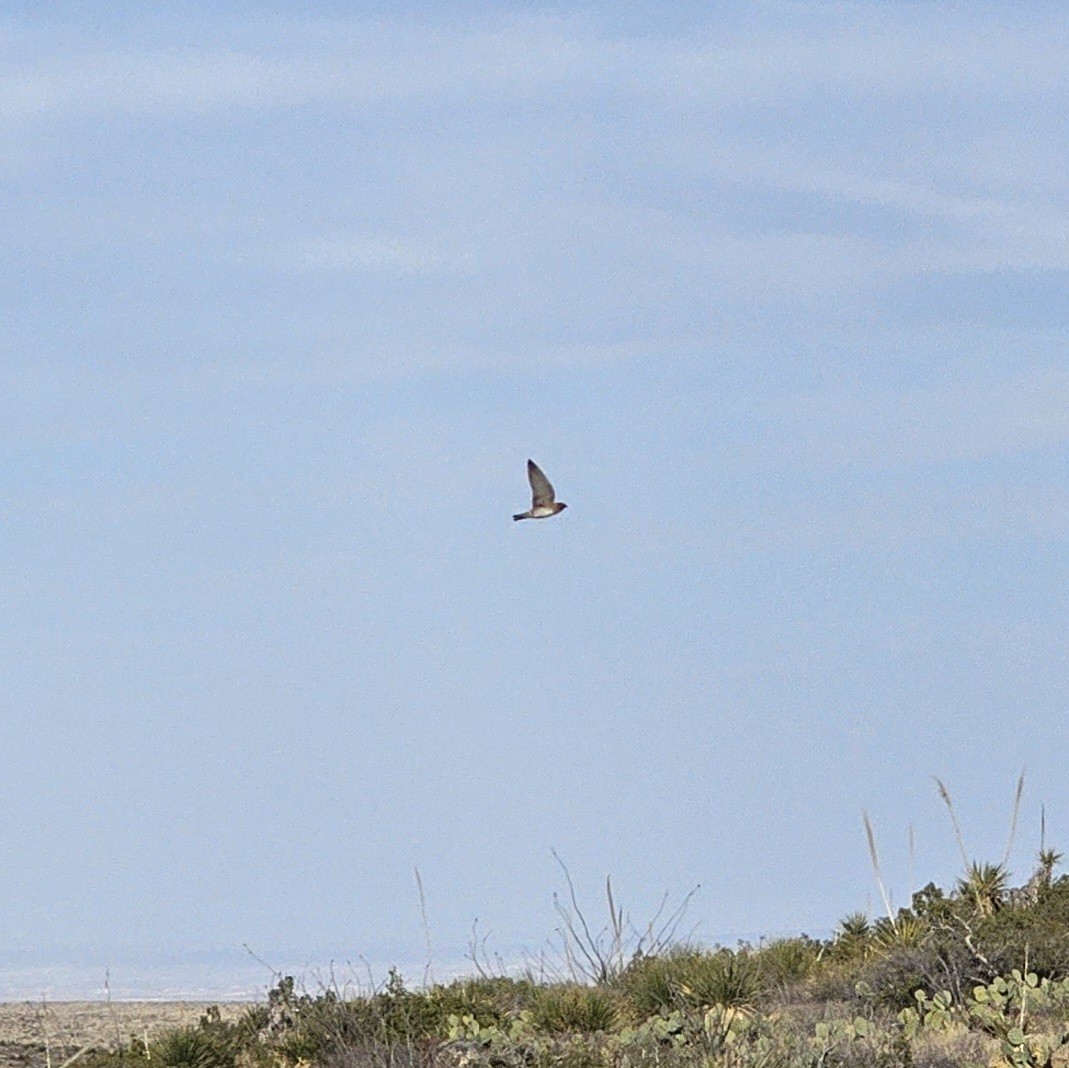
[513,459,568,521]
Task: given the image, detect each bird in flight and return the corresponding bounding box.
[513,459,568,521]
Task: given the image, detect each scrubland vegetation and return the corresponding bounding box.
[79,788,1069,1067]
[77,861,1069,1066]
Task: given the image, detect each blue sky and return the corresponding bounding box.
[2,2,1068,996]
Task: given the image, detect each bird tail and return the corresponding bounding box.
[512,513,528,521]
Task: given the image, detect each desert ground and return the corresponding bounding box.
[0,1002,248,1068]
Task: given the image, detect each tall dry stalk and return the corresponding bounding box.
[414,866,434,987]
[908,823,916,902]
[936,771,1026,875]
[862,811,896,929]
[935,778,970,870]
[1001,769,1026,869]
[103,970,122,1051]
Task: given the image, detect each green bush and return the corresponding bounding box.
[423,975,537,1029]
[753,936,823,988]
[530,984,619,1033]
[855,946,950,1009]
[620,948,761,1015]
[974,877,1069,979]
[153,1029,231,1068]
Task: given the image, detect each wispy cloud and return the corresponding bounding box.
[671,138,1069,274]
[744,367,1069,473]
[2,9,1066,124]
[3,8,1066,294]
[0,20,619,122]
[1,5,1066,384]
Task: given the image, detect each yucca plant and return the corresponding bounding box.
[1036,849,1063,889]
[958,861,1009,918]
[872,913,927,951]
[152,1029,229,1068]
[832,912,872,960]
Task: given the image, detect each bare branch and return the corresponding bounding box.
[548,850,699,983]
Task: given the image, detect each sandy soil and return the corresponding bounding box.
[0,1002,250,1068]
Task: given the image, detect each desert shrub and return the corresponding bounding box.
[529,1034,609,1068]
[256,973,544,1064]
[153,1029,232,1068]
[254,977,370,1062]
[81,1008,251,1068]
[753,936,823,989]
[423,975,537,1028]
[910,882,953,922]
[620,948,761,1015]
[973,877,1069,978]
[318,1038,438,1068]
[280,971,530,1048]
[855,946,942,1009]
[804,969,859,1004]
[909,1029,994,1068]
[530,984,619,1033]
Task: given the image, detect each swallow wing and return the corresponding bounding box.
[527,459,556,507]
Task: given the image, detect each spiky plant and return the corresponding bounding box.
[832,912,872,960]
[1037,848,1063,889]
[872,913,927,952]
[838,913,872,939]
[957,861,1009,917]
